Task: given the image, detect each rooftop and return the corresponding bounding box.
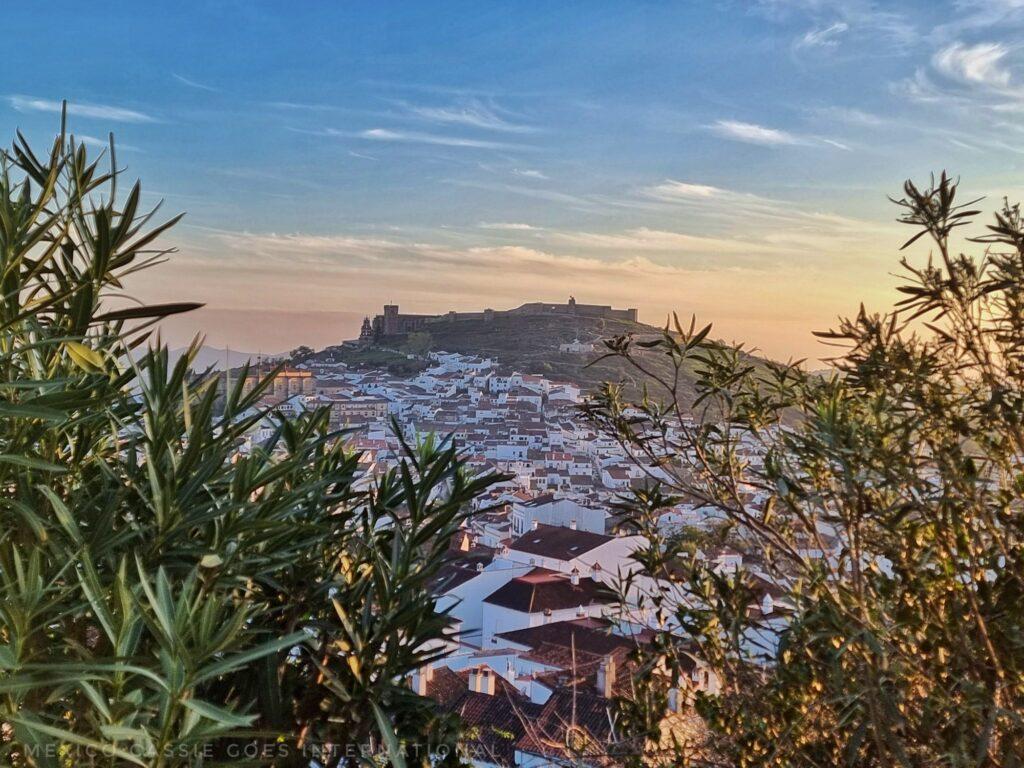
[483,567,613,613]
[509,523,613,561]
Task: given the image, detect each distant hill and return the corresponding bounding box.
[321,313,773,405]
[168,345,283,372]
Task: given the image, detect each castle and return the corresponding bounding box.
[359,297,638,340]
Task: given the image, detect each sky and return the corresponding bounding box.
[4,1,1024,362]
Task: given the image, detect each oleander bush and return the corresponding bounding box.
[589,173,1024,767]
[0,119,496,766]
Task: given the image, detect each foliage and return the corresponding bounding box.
[584,173,1024,767]
[401,332,432,358]
[0,121,498,766]
[287,345,314,364]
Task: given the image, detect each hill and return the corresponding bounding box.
[168,345,282,371]
[320,313,772,405]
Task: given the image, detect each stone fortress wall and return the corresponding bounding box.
[364,297,638,339]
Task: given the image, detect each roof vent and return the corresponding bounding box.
[597,657,616,698]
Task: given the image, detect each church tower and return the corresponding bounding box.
[359,316,373,341]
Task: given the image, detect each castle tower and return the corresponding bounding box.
[383,304,400,335]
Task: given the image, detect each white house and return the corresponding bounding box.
[480,567,616,646]
[506,522,644,576]
[434,558,533,647]
[511,496,609,536]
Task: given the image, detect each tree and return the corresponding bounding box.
[0,120,498,766]
[288,345,314,364]
[584,173,1024,767]
[402,332,432,357]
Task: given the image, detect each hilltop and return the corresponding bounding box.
[318,312,772,405]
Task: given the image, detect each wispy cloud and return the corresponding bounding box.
[358,127,523,150]
[554,227,789,259]
[710,119,801,146]
[511,168,548,180]
[932,0,1024,42]
[754,0,917,47]
[810,106,887,127]
[895,38,1024,117]
[819,137,852,150]
[447,180,600,212]
[75,134,141,153]
[796,21,849,48]
[478,222,540,230]
[638,179,898,243]
[932,41,1012,87]
[8,96,156,123]
[172,73,218,92]
[711,119,849,150]
[645,181,726,199]
[404,99,535,133]
[209,230,690,282]
[266,101,338,111]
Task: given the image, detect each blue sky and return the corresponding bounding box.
[4,1,1024,360]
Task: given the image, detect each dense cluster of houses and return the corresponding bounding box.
[227,350,834,766]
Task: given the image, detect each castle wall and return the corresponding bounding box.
[370,299,637,337]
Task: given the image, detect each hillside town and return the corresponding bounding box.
[220,347,810,766]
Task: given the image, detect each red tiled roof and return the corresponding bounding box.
[425,667,542,766]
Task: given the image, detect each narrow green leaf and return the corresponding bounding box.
[10,716,147,767]
[0,454,66,473]
[0,400,66,421]
[194,631,307,684]
[372,700,408,768]
[182,698,257,728]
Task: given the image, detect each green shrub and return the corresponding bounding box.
[587,173,1024,767]
[0,119,496,766]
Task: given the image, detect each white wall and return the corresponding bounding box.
[512,499,608,535]
[435,559,531,647]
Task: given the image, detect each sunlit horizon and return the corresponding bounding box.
[5,1,1022,362]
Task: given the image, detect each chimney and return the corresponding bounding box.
[597,656,616,698]
[469,666,496,695]
[506,659,517,684]
[569,519,577,530]
[531,519,539,531]
[476,561,484,572]
[570,567,580,586]
[411,664,434,696]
